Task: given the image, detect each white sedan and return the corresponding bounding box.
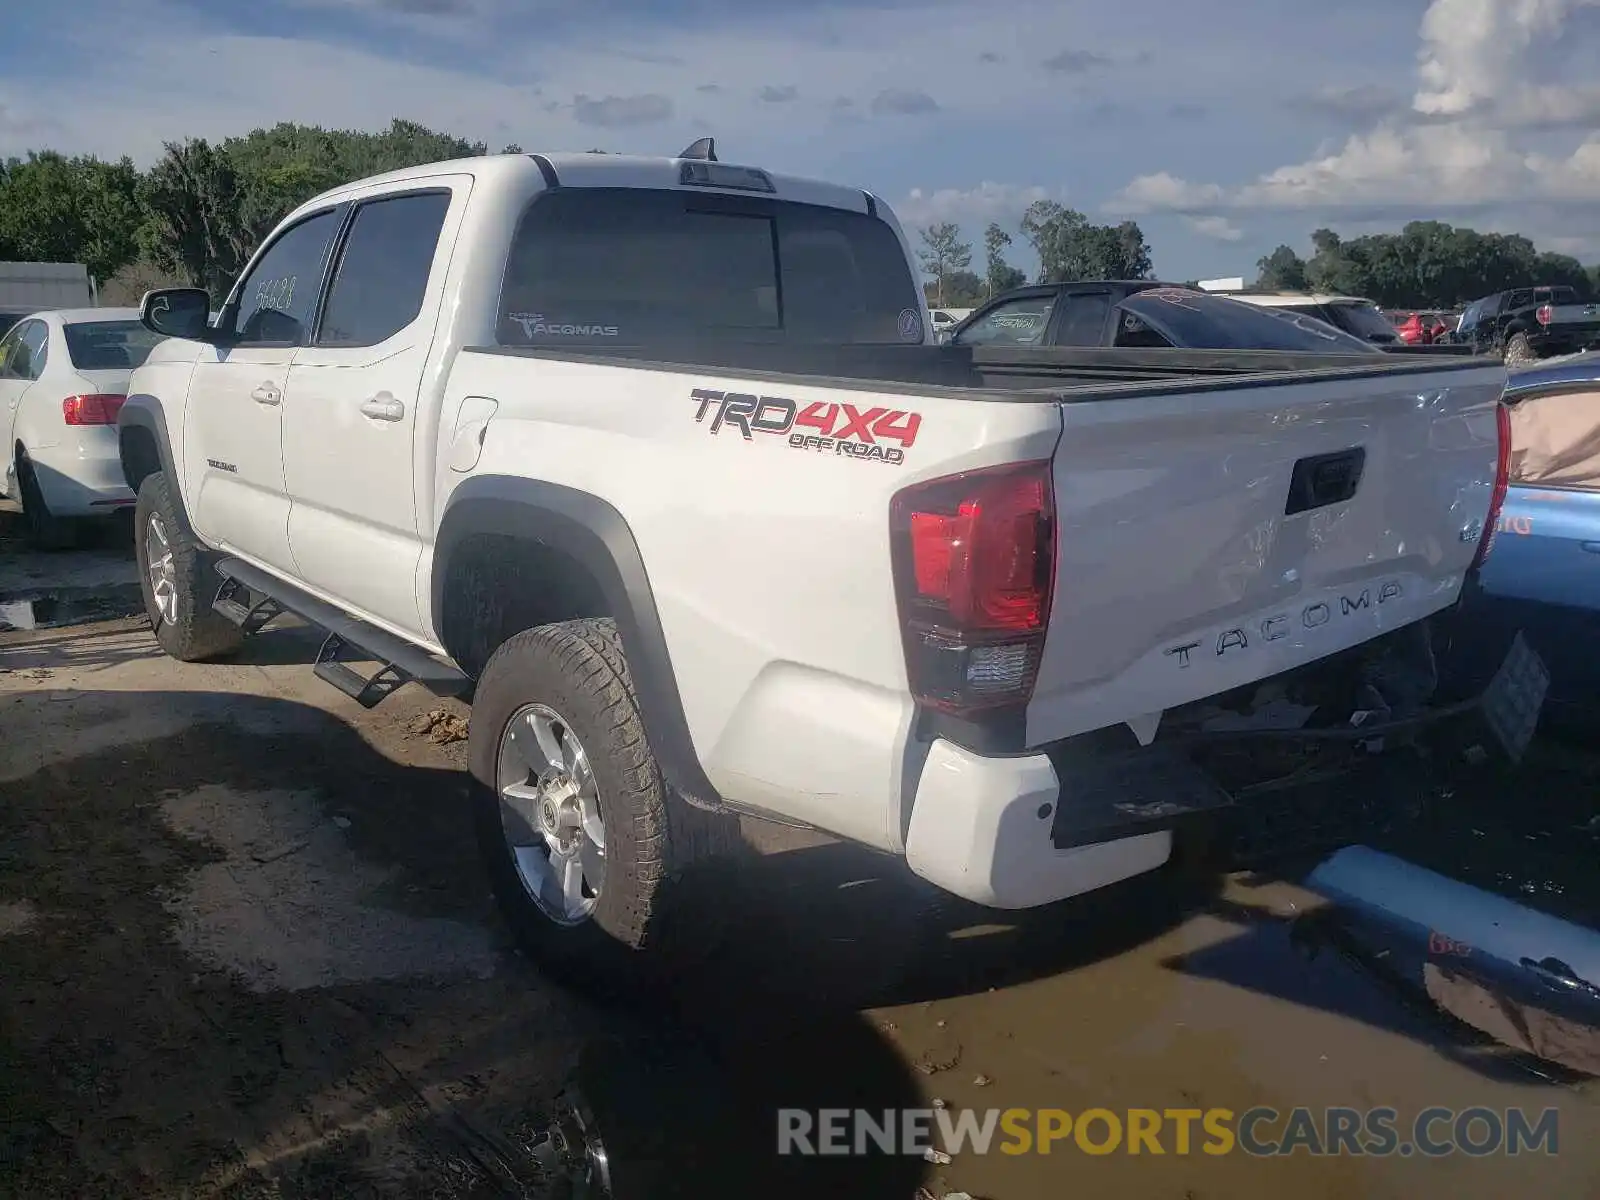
[0,307,162,548]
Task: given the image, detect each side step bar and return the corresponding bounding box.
[212,558,470,709]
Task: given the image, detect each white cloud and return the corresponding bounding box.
[0,0,1152,168]
[894,182,1070,231]
[1106,0,1600,253]
[572,94,674,128]
[1182,214,1243,242]
[1116,172,1223,213]
[1411,0,1589,120]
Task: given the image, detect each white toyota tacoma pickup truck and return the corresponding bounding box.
[117,142,1546,981]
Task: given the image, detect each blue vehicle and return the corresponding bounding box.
[1448,352,1600,722]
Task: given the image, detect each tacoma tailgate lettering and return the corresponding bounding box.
[1165,581,1404,667]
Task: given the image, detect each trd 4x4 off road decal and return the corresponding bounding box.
[690,388,921,465]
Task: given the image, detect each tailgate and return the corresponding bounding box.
[1025,362,1509,745]
[1544,304,1600,333]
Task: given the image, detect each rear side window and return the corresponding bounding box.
[318,191,452,347]
[1,319,48,380]
[1535,286,1578,306]
[1054,292,1111,346]
[497,188,923,346]
[64,320,163,370]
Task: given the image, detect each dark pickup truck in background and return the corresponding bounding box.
[1466,286,1600,363]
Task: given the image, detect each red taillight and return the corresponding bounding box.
[1536,304,1553,325]
[1471,401,1512,570]
[890,461,1055,714]
[62,394,127,426]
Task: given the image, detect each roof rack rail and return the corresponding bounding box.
[679,137,717,161]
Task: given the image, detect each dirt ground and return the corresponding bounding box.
[4,516,1600,1199]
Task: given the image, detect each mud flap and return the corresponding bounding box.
[1433,630,1548,768]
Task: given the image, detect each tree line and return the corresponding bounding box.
[1254,225,1599,310]
[917,203,1153,306]
[920,213,1600,313]
[0,119,525,304]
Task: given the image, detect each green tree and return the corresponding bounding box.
[983,222,1025,297]
[917,222,973,306]
[1019,201,1151,282]
[138,138,254,298]
[0,152,143,282]
[222,118,484,246]
[923,270,986,307]
[1305,229,1365,297]
[1255,245,1309,290]
[1295,222,1595,308]
[136,120,488,299]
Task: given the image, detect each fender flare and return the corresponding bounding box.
[117,393,178,491]
[433,475,722,811]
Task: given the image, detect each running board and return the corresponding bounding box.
[212,558,470,709]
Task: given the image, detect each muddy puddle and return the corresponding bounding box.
[2,652,1600,1197]
[0,584,146,631]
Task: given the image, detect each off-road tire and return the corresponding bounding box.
[1503,332,1536,365]
[16,452,78,551]
[470,618,742,990]
[133,471,244,662]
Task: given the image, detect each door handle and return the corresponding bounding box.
[250,382,281,406]
[359,393,406,422]
[1582,542,1600,554]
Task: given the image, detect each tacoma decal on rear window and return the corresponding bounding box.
[690,388,921,465]
[506,312,619,338]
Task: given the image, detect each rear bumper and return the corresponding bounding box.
[28,436,135,516]
[1530,331,1600,356]
[903,740,1175,909]
[902,633,1548,910]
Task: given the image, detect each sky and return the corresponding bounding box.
[2,0,1599,281]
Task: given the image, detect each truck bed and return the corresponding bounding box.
[474,341,1500,401]
[449,342,1508,796]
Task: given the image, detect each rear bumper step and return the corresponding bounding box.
[1049,631,1548,854]
[212,558,469,708]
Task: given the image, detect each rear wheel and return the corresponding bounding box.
[470,618,742,989]
[1503,332,1536,365]
[15,452,78,551]
[133,472,244,662]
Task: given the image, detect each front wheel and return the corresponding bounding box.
[133,472,244,662]
[469,618,742,989]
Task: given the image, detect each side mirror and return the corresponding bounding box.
[140,288,216,342]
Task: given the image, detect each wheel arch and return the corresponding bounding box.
[117,394,177,494]
[433,475,723,812]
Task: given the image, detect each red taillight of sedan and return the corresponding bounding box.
[61,394,127,425]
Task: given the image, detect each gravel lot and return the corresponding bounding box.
[3,514,1599,1199]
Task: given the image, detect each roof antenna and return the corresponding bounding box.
[679,137,717,161]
